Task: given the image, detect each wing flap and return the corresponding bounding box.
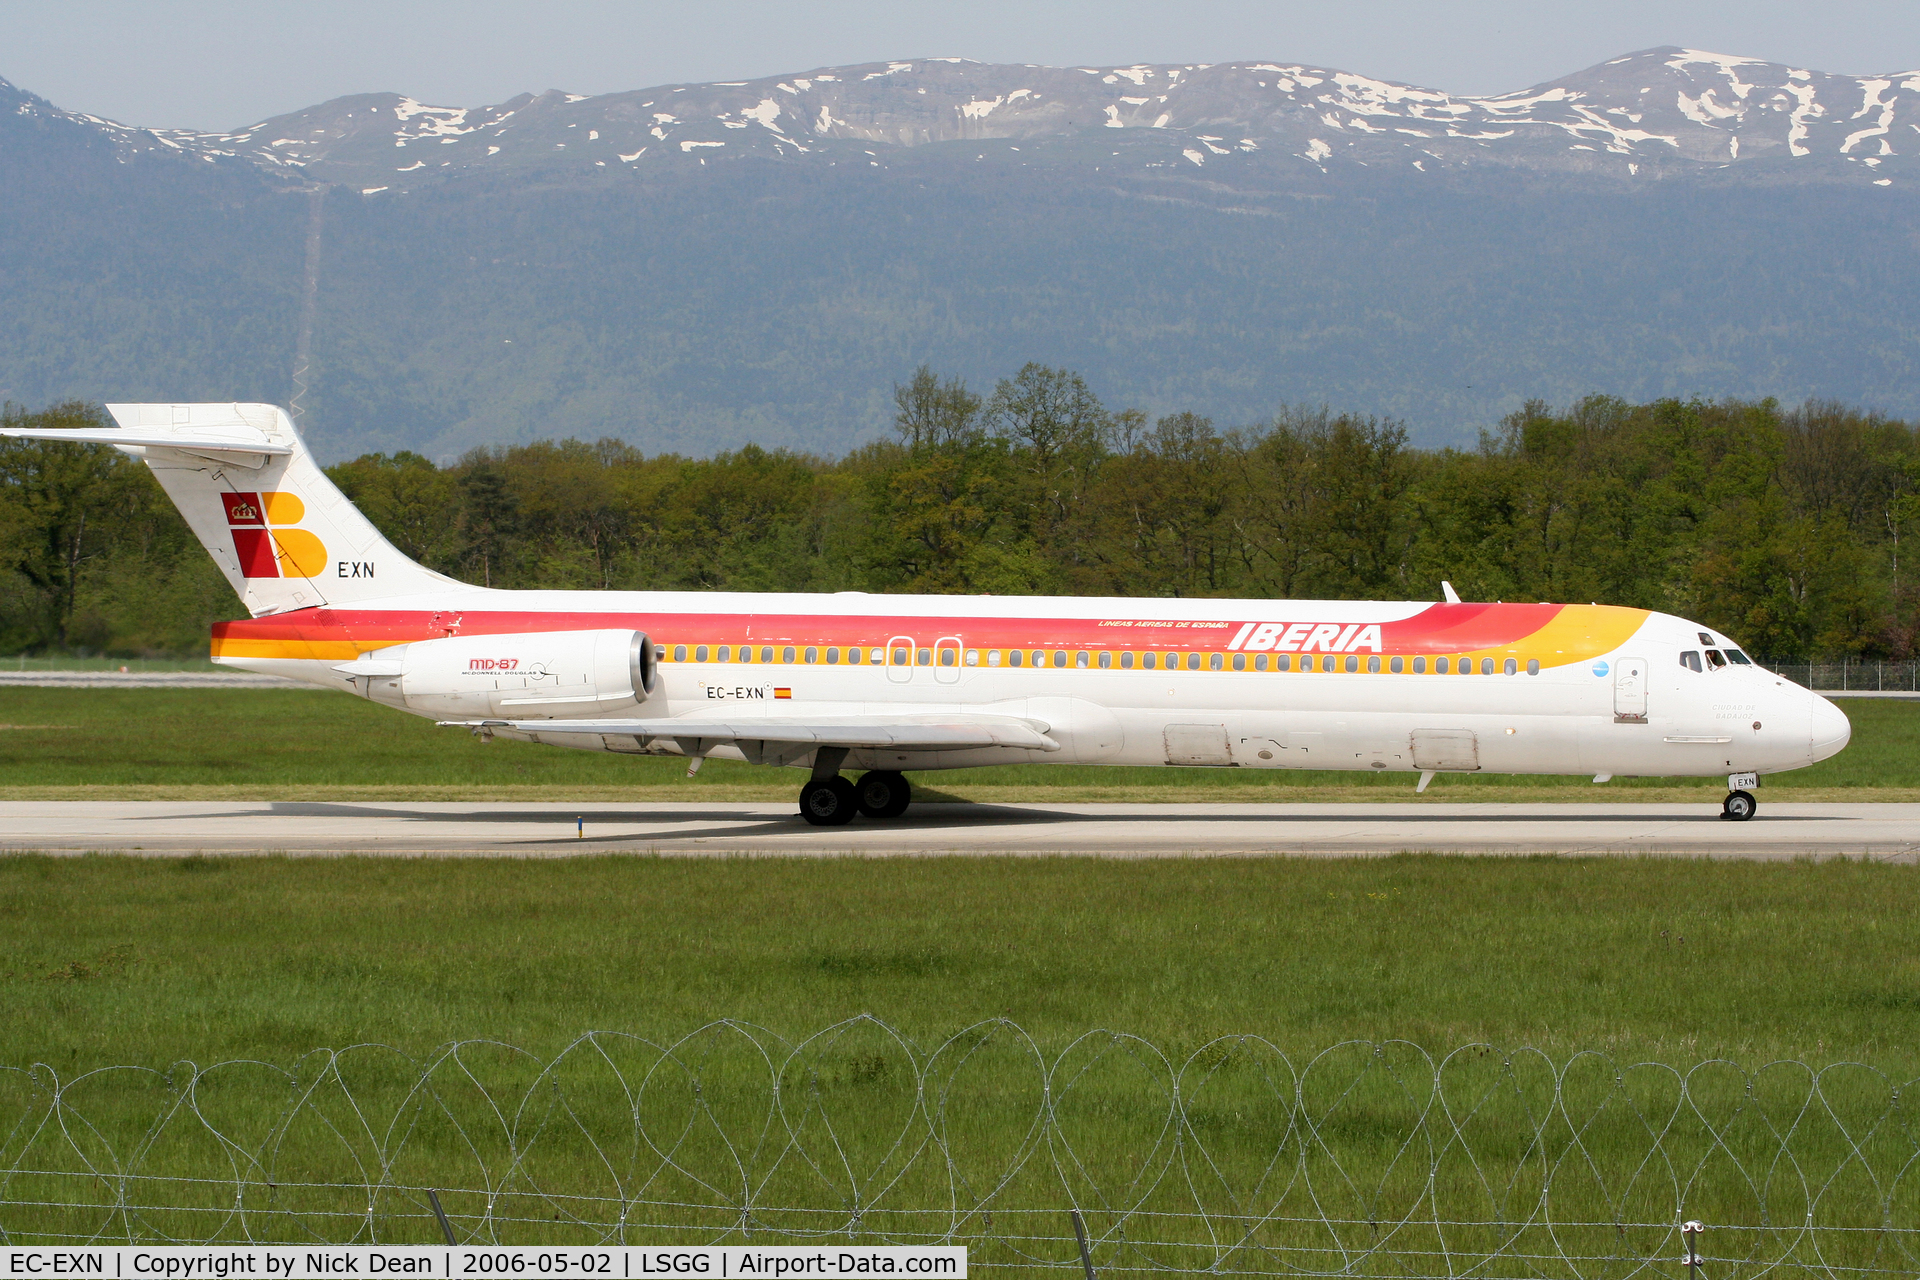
[440,713,1060,752]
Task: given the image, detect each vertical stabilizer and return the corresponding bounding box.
[1,403,465,616]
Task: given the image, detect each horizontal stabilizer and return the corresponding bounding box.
[0,424,293,469]
[442,713,1061,753]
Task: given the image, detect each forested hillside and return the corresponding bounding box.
[3,368,1914,661]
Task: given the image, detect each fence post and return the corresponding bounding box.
[1070,1208,1096,1280]
[427,1189,456,1246]
[1682,1220,1703,1279]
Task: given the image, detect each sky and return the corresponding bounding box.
[3,0,1918,131]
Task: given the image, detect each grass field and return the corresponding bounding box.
[4,853,1917,1071]
[3,855,1918,1262]
[0,687,1914,801]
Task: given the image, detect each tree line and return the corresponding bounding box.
[3,365,1917,661]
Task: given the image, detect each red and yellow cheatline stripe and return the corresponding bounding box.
[211,602,1649,671]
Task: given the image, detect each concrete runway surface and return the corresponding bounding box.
[0,800,1915,859]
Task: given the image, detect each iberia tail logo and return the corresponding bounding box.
[222,491,326,579]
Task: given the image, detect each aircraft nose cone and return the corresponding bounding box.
[1810,694,1852,763]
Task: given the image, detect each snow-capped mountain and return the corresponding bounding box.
[4,46,1919,460]
[7,47,1917,193]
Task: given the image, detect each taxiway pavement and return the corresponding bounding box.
[0,800,1915,859]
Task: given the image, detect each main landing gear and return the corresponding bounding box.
[798,771,913,827]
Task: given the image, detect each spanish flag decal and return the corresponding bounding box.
[774,687,792,699]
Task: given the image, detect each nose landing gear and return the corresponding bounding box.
[1720,771,1760,821]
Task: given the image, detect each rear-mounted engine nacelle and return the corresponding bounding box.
[334,628,658,719]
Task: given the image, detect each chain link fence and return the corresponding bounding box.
[1763,660,1920,693]
[2,1018,1916,1277]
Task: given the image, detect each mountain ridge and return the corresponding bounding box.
[1,48,1917,462]
[8,46,1917,194]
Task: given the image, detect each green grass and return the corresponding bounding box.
[2,856,1918,1264]
[4,854,1917,1071]
[0,688,1913,800]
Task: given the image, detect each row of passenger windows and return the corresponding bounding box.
[661,644,1544,675]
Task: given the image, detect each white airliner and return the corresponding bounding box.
[6,404,1851,824]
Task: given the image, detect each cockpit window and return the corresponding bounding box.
[1705,649,1727,669]
[1680,651,1703,672]
[1726,649,1753,665]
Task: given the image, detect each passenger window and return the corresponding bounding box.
[1480,658,1494,674]
[1367,656,1381,673]
[1389,656,1403,673]
[672,645,686,662]
[1344,655,1359,673]
[941,648,957,667]
[1276,654,1291,672]
[1503,658,1517,675]
[1254,653,1267,671]
[694,646,708,662]
[717,646,730,662]
[1413,657,1425,673]
[1075,651,1088,668]
[1436,657,1448,674]
[1526,659,1539,675]
[847,648,861,665]
[1210,653,1224,671]
[761,647,775,663]
[1727,650,1752,665]
[965,649,979,666]
[1186,653,1201,671]
[800,647,814,663]
[1681,651,1703,672]
[917,648,932,666]
[1143,652,1156,670]
[825,647,839,664]
[987,650,1002,667]
[1231,653,1246,671]
[1034,651,1046,667]
[1120,652,1134,669]
[1097,651,1112,669]
[782,646,796,663]
[1705,649,1726,669]
[1050,651,1065,668]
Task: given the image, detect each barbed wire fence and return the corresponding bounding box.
[2,1017,1916,1277]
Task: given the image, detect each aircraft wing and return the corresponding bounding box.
[440,713,1061,753]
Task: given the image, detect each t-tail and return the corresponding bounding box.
[1,403,462,616]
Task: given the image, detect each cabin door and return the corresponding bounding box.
[1613,657,1648,723]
